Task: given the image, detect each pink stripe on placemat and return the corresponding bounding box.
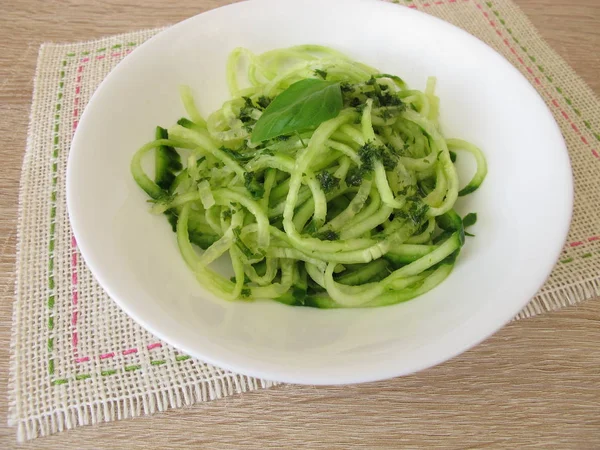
[69,49,154,364]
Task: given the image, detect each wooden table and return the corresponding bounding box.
[1,0,599,448]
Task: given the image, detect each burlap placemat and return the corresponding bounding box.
[9,0,600,441]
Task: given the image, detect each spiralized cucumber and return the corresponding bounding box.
[131,45,487,308]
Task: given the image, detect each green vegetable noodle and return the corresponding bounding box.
[130,45,487,308]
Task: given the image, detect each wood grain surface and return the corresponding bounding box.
[1,0,599,448]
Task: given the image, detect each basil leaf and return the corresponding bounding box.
[251,78,342,143]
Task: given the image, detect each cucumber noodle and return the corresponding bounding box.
[130,45,487,308]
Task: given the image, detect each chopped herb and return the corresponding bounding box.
[314,69,328,79]
[345,167,364,187]
[238,97,258,126]
[380,108,394,120]
[449,151,457,162]
[381,147,398,171]
[244,172,265,199]
[340,82,353,93]
[355,103,367,116]
[314,230,340,241]
[396,185,417,198]
[358,143,379,170]
[222,209,233,221]
[396,197,429,226]
[357,77,405,109]
[358,142,394,170]
[230,274,251,283]
[256,95,272,109]
[316,170,340,193]
[238,110,253,123]
[408,200,429,225]
[377,91,403,108]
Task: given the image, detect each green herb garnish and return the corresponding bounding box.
[251,78,343,143]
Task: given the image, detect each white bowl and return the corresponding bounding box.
[67,0,572,384]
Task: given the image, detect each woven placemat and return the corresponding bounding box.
[9,0,600,441]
